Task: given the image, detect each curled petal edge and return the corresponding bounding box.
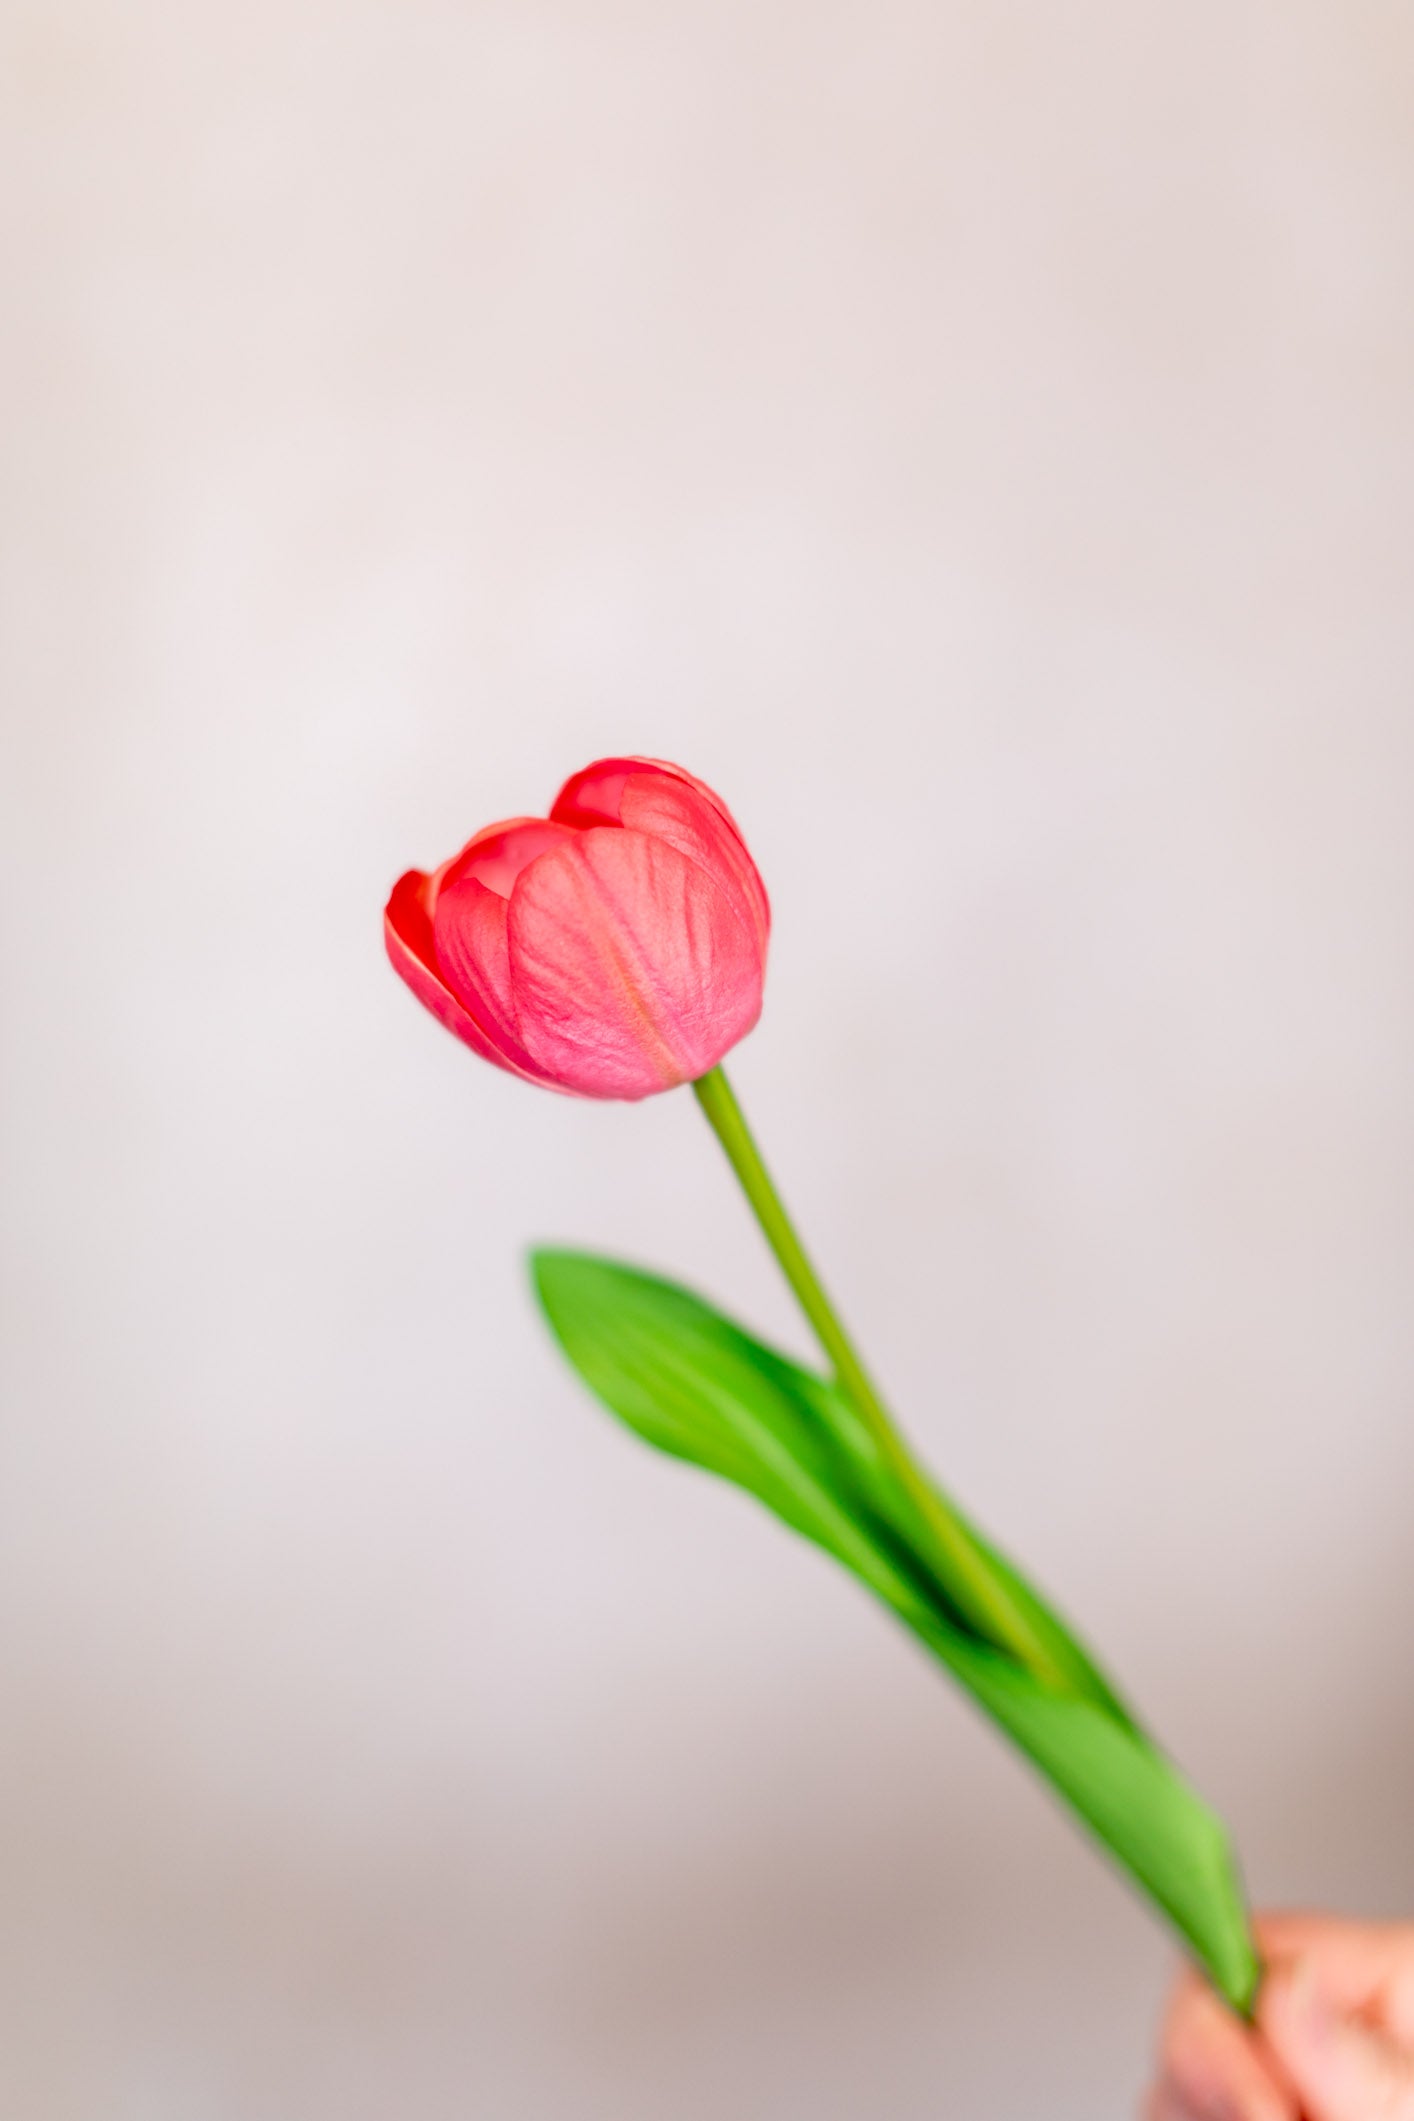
[551,756,746,841]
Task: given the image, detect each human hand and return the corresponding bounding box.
[1146,1913,1414,2120]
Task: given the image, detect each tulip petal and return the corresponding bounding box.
[507,827,764,1099]
[553,756,769,962]
[431,870,548,1081]
[552,756,747,845]
[440,817,578,901]
[386,867,559,1087]
[384,868,514,1067]
[618,770,770,961]
[549,761,635,829]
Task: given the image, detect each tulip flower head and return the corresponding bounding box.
[385,757,770,1099]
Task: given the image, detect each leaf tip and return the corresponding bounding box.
[526,1244,570,1315]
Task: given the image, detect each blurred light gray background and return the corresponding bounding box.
[3,2,1412,2115]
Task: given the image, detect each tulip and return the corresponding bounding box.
[387,746,1261,2016]
[385,756,770,1099]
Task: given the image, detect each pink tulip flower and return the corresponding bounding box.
[385,757,770,1099]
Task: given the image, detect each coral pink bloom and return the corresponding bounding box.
[385,757,770,1100]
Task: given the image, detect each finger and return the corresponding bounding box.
[1157,1967,1297,2121]
[1257,1916,1414,2046]
[1261,1955,1414,2121]
[1144,2072,1280,2121]
[1143,2082,1204,2121]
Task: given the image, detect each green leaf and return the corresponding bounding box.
[530,1247,1259,2015]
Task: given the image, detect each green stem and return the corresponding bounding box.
[692,1063,1068,1686]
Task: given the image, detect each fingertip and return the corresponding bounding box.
[1158,1968,1297,2121]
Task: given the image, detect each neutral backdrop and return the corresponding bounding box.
[3,4,1412,2116]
